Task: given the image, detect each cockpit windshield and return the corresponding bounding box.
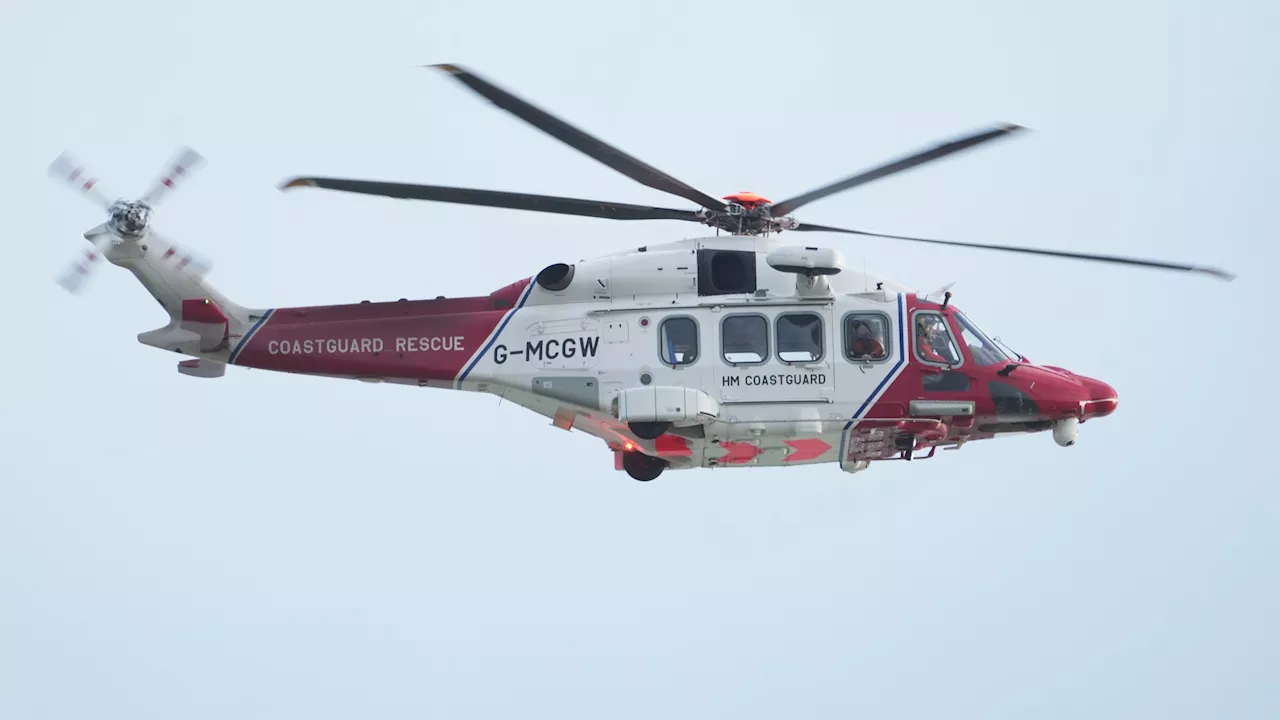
[952,311,1013,366]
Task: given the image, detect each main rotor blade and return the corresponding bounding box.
[770,124,1026,217]
[280,176,705,222]
[792,222,1235,281]
[427,63,728,213]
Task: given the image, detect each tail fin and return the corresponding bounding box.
[117,232,260,364]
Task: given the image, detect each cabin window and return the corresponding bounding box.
[659,316,699,367]
[776,313,824,363]
[913,311,962,367]
[843,312,890,362]
[721,314,768,365]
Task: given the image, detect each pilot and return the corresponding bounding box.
[849,320,886,360]
[916,315,955,364]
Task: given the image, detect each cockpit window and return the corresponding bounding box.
[953,311,1013,366]
[913,311,961,366]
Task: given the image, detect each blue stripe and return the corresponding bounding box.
[228,309,275,365]
[457,280,534,385]
[851,293,907,419]
[839,293,907,466]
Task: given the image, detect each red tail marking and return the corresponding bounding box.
[182,298,229,325]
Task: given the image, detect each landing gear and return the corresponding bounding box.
[628,421,671,440]
[622,450,667,482]
[895,433,916,461]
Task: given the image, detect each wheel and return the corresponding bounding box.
[628,421,671,440]
[622,450,666,482]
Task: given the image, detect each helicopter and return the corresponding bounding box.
[49,64,1233,482]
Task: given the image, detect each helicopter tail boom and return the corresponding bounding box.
[116,238,260,367]
[222,278,534,387]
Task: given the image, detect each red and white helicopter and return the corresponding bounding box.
[50,64,1234,481]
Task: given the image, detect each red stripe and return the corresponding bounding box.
[654,435,692,457]
[784,438,831,462]
[717,442,761,464]
[234,279,530,382]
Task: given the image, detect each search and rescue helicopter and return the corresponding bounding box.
[49,64,1234,481]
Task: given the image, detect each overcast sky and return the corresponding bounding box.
[1,1,1276,718]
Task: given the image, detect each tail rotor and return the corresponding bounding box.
[48,146,212,295]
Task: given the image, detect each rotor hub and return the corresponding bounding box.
[722,191,772,209]
[701,192,796,236]
[108,200,153,237]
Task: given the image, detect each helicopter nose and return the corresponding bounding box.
[1077,375,1118,418]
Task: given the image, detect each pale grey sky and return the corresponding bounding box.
[1,1,1276,718]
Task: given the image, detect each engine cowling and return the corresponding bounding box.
[535,262,575,291]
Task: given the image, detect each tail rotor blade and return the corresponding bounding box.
[141,147,206,206]
[55,231,116,294]
[47,151,114,211]
[148,230,213,279]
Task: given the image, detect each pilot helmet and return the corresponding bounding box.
[917,314,944,338]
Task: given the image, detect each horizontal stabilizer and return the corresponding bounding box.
[178,358,225,378]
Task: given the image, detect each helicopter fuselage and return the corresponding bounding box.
[182,234,1118,480]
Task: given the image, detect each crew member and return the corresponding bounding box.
[849,320,886,360]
